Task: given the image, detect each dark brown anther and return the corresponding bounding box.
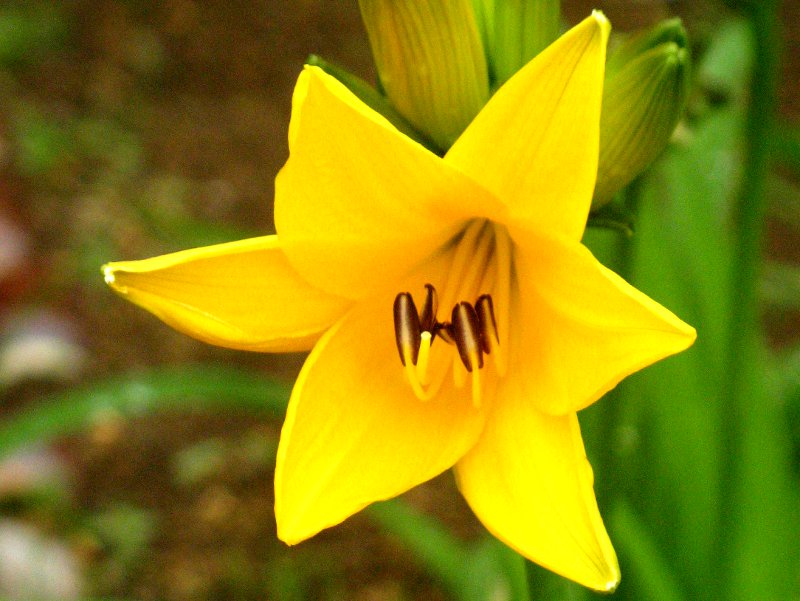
[475,294,499,354]
[393,292,421,366]
[419,283,438,333]
[434,321,455,345]
[451,302,483,372]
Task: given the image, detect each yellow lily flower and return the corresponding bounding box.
[103,12,695,591]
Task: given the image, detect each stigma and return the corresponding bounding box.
[393,284,501,408]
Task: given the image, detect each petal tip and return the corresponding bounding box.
[590,10,612,41]
[591,9,609,27]
[601,573,621,594]
[275,521,303,547]
[101,264,115,285]
[586,550,621,593]
[102,263,127,294]
[301,63,323,80]
[673,321,698,352]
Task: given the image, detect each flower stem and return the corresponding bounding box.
[717,0,781,589]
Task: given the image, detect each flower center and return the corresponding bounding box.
[392,220,511,408]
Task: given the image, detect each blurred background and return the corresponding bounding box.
[0,1,798,600]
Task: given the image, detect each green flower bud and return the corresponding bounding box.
[605,17,688,77]
[593,35,690,208]
[358,0,490,151]
[476,0,562,88]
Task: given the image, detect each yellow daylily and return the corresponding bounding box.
[103,12,695,591]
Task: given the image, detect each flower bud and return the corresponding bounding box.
[475,0,562,88]
[593,31,690,208]
[358,0,490,150]
[605,17,687,77]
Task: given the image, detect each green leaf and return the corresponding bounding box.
[368,498,529,601]
[610,502,687,601]
[0,365,290,460]
[621,105,740,600]
[722,337,800,601]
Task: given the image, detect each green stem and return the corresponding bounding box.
[717,0,781,588]
[593,183,642,507]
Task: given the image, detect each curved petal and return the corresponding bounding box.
[512,229,696,415]
[275,65,504,300]
[274,260,488,544]
[455,382,620,591]
[445,12,610,241]
[102,236,351,352]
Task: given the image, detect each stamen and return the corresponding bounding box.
[491,224,511,376]
[451,302,483,372]
[475,295,499,355]
[419,284,438,333]
[452,355,466,388]
[404,359,432,401]
[393,292,421,366]
[392,220,509,407]
[471,359,482,408]
[434,321,455,345]
[441,220,487,310]
[456,229,494,306]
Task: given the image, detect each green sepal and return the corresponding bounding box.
[357,0,490,150]
[305,55,440,153]
[586,200,635,237]
[593,27,691,208]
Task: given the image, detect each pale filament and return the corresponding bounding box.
[489,224,511,377]
[450,351,484,409]
[440,220,491,311]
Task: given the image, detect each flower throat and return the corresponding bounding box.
[392,220,511,408]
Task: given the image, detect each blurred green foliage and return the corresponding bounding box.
[0,3,67,66]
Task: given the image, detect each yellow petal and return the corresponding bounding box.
[275,66,504,300]
[455,384,620,591]
[102,236,351,352]
[446,12,610,241]
[275,272,487,544]
[512,229,696,415]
